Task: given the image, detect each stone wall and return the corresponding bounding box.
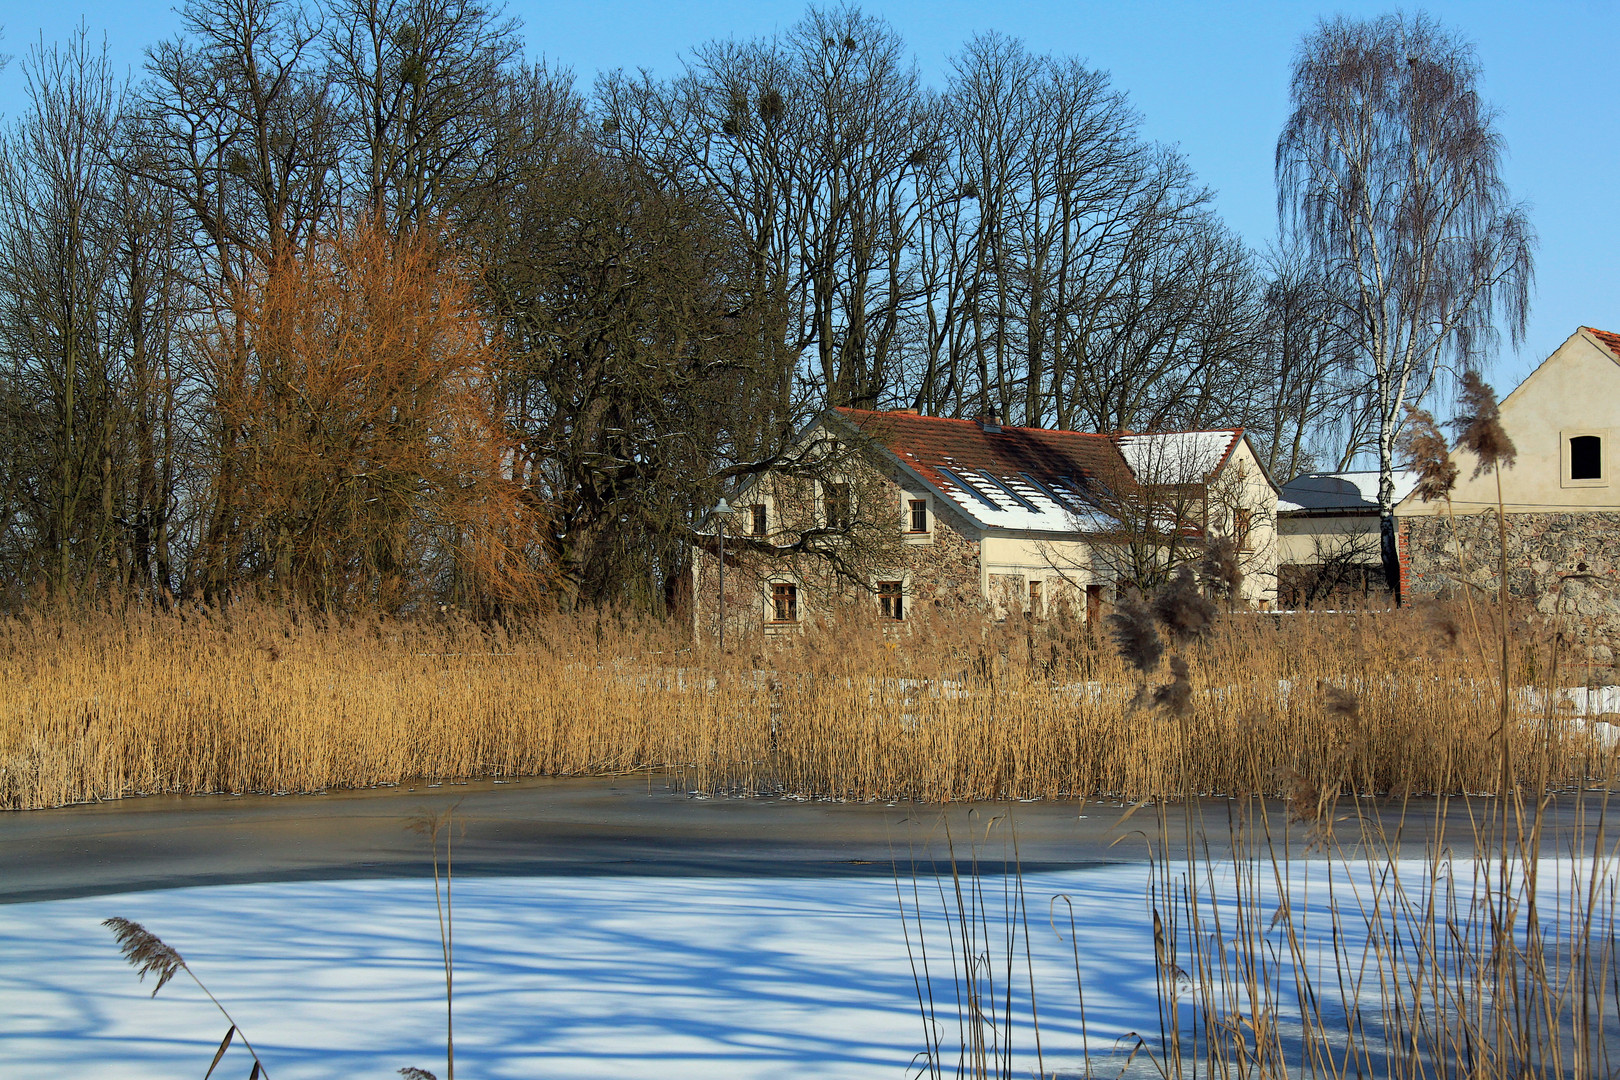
[1402,510,1620,662]
[692,465,984,642]
[896,497,983,611]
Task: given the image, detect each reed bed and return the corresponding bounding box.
[1,601,1612,811]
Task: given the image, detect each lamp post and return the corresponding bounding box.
[710,498,736,652]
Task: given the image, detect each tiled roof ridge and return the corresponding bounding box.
[833,406,1114,437]
[1583,326,1620,360]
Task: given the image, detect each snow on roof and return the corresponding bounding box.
[930,461,1114,531]
[832,408,1128,533]
[1115,431,1241,485]
[1278,470,1420,513]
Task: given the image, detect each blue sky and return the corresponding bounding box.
[1,0,1614,393]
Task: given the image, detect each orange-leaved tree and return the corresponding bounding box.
[213,218,549,612]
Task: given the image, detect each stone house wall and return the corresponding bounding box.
[892,494,983,611]
[1401,509,1620,662]
[691,463,984,642]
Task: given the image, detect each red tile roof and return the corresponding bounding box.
[830,408,1245,532]
[832,408,1128,499]
[1585,326,1620,361]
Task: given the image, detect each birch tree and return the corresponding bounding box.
[1276,13,1533,595]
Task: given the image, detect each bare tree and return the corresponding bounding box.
[916,33,1261,434]
[211,218,537,611]
[324,0,521,230]
[135,0,339,599]
[1247,246,1361,481]
[0,30,139,598]
[1276,13,1533,596]
[598,5,935,412]
[472,96,794,610]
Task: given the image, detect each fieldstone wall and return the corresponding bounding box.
[1402,510,1620,662]
[897,498,983,610]
[692,467,984,642]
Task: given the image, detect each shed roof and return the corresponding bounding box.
[1279,470,1419,514]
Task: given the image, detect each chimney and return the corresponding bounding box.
[980,411,1002,434]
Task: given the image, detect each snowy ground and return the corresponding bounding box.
[0,857,1609,1080]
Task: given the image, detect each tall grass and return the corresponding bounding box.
[1126,793,1620,1080]
[0,599,1612,811]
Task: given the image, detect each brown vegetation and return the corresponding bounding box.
[210,220,547,612]
[1,601,1611,812]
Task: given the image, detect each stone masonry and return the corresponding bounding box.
[693,464,985,643]
[1402,510,1620,662]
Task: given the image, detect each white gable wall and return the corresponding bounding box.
[1397,328,1620,516]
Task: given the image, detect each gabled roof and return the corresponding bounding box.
[831,408,1120,531]
[830,408,1249,534]
[1582,326,1620,362]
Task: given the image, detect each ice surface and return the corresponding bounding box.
[0,870,1157,1080]
[0,857,1605,1079]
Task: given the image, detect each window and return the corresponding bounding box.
[908,498,928,533]
[771,582,798,622]
[749,503,768,536]
[1572,435,1602,481]
[824,482,852,529]
[1233,507,1253,552]
[878,580,904,620]
[1028,580,1043,619]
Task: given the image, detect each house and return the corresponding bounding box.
[1392,326,1620,658]
[1275,470,1418,606]
[692,408,1280,638]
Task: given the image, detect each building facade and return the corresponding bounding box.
[1395,326,1620,660]
[692,408,1280,640]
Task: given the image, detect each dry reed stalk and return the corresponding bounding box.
[0,601,1611,811]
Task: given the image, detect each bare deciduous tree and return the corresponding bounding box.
[0,30,187,600]
[1277,13,1533,596]
[215,218,538,611]
[325,0,521,230]
[1247,246,1361,481]
[598,6,936,412]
